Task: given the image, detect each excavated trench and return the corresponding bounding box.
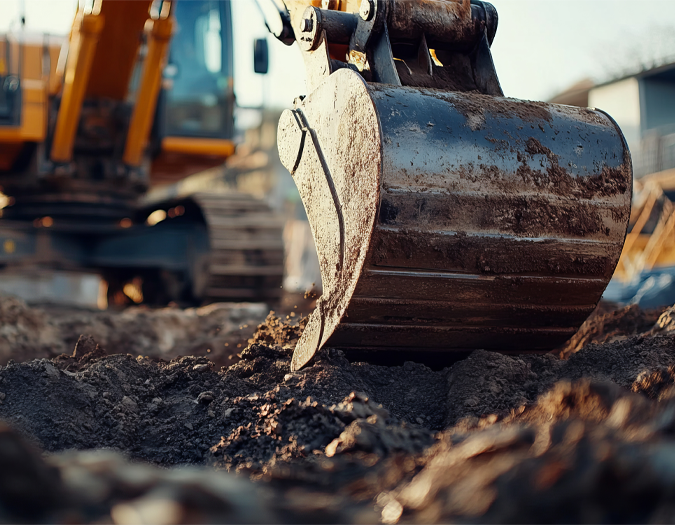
[2,298,675,523]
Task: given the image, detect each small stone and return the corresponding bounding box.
[197,392,214,404]
[122,396,138,413]
[465,397,478,407]
[193,364,209,373]
[185,422,193,430]
[416,417,424,425]
[43,363,60,379]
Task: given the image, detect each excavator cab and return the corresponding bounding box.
[150,0,239,183]
[0,35,22,128]
[0,74,20,129]
[163,0,234,140]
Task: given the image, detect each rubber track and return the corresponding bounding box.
[191,193,284,303]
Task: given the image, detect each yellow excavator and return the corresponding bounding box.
[262,0,634,369]
[614,171,675,282]
[0,0,284,305]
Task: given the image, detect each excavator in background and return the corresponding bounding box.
[0,0,284,306]
[615,173,675,284]
[605,170,675,307]
[262,0,634,370]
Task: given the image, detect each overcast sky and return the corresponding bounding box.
[0,0,674,108]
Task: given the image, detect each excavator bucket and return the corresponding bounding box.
[275,0,632,370]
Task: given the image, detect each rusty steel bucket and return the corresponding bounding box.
[279,68,632,370]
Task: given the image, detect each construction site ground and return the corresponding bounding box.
[2,296,675,522]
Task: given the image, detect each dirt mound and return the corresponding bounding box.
[0,423,373,524]
[2,313,675,456]
[2,307,675,522]
[558,302,666,358]
[0,326,446,467]
[0,296,268,366]
[0,296,62,364]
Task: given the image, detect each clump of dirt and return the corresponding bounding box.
[559,302,667,358]
[0,313,447,468]
[247,311,306,350]
[0,422,65,522]
[648,304,675,335]
[381,371,675,523]
[208,390,432,474]
[632,365,675,401]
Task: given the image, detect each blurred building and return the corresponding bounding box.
[551,62,675,179]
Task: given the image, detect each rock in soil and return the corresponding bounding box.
[2,302,675,522]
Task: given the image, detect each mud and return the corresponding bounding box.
[372,215,619,277]
[4,301,675,522]
[559,303,668,358]
[0,297,269,367]
[522,137,630,199]
[378,191,616,242]
[389,87,554,124]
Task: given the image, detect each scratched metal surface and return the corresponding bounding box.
[279,69,632,369]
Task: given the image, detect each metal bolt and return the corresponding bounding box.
[359,0,374,21]
[301,17,314,33]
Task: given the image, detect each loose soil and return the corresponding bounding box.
[0,297,271,367]
[3,298,675,522]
